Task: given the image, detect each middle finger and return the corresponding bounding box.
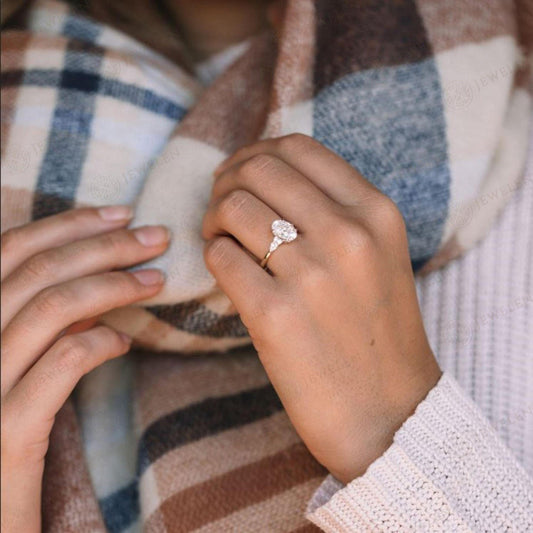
[1,268,164,395]
[211,153,338,234]
[1,225,169,330]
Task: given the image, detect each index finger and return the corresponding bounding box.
[1,205,133,281]
[214,134,380,205]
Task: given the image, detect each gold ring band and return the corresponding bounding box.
[260,250,273,269]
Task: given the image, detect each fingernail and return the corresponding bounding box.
[133,225,170,246]
[119,331,132,344]
[132,269,165,286]
[98,205,133,221]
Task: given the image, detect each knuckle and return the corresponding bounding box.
[374,196,406,233]
[251,293,293,332]
[33,285,72,316]
[294,259,330,291]
[21,251,54,281]
[92,325,123,348]
[53,335,92,375]
[239,153,278,178]
[276,133,314,153]
[114,271,145,299]
[99,326,125,350]
[331,217,375,260]
[18,369,53,408]
[216,190,251,223]
[99,229,129,253]
[204,237,233,270]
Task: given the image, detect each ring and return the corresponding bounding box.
[260,219,298,269]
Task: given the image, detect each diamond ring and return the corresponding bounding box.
[260,219,298,269]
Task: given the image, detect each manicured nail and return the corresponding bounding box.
[132,269,165,286]
[119,331,132,344]
[98,205,133,221]
[133,225,170,246]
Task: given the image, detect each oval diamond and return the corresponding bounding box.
[271,219,297,242]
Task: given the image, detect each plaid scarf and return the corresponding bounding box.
[1,0,531,531]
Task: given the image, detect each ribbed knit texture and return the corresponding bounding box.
[306,140,533,530]
[2,2,532,530]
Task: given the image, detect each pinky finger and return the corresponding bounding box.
[4,326,130,434]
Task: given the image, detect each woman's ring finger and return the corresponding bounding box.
[202,189,302,275]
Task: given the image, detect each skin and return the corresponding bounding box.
[1,206,169,532]
[1,138,442,530]
[203,134,443,484]
[167,0,281,60]
[1,5,442,526]
[166,3,443,483]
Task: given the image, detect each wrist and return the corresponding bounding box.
[331,358,442,485]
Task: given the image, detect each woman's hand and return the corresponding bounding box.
[203,134,442,485]
[1,206,169,532]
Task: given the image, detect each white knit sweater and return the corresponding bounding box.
[305,141,533,531]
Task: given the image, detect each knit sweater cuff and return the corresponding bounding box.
[305,372,533,532]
